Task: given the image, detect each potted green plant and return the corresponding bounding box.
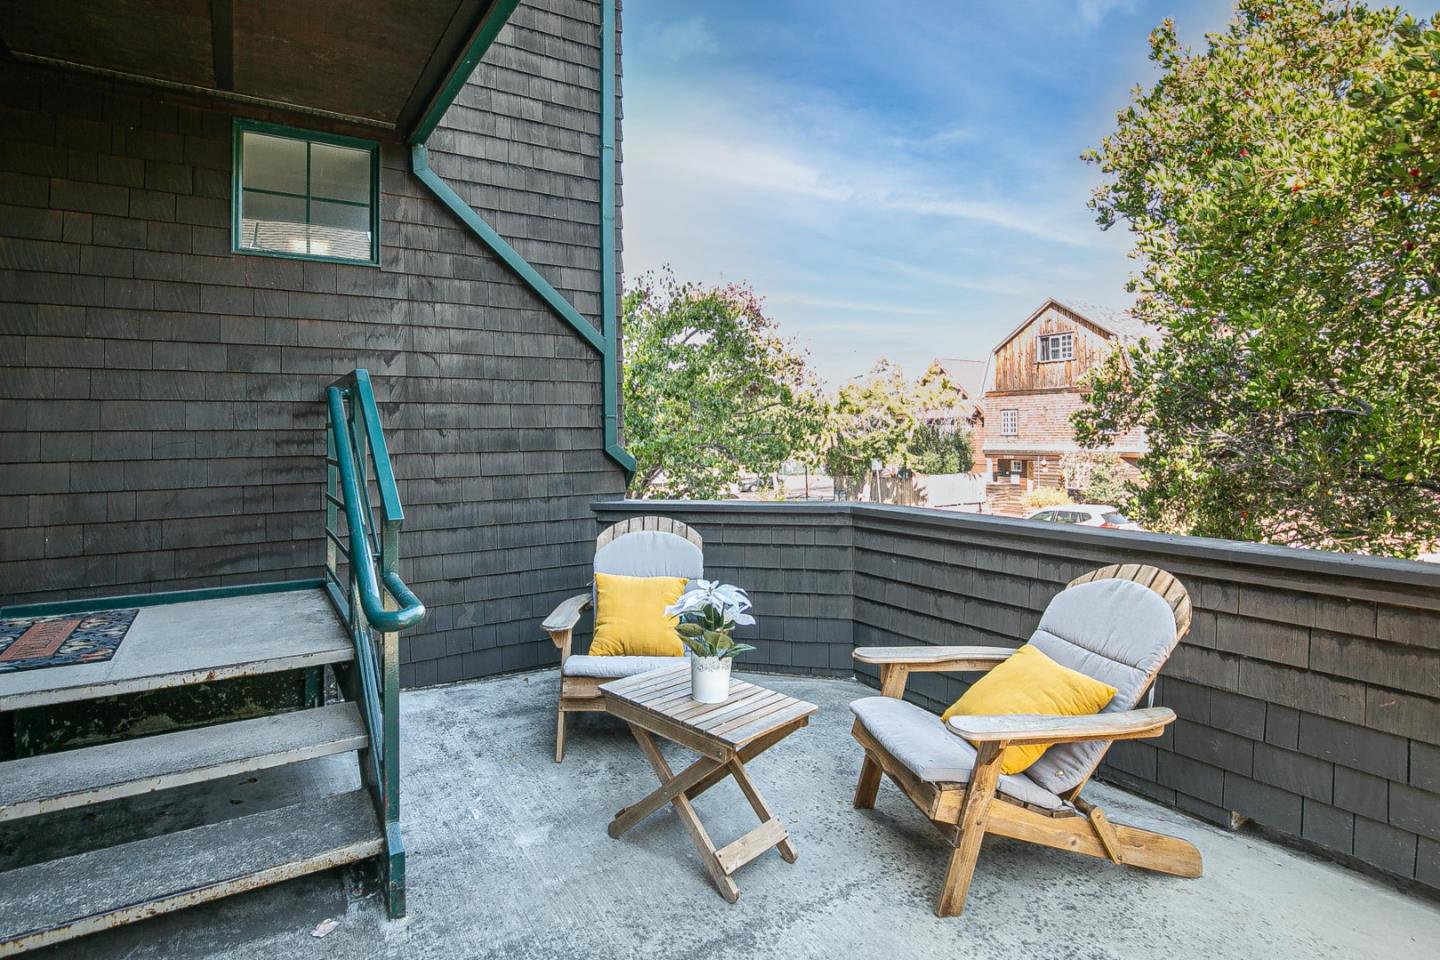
[666,580,757,703]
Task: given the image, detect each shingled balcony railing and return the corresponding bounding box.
[589,499,1440,896]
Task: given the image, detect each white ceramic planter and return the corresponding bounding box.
[691,656,732,704]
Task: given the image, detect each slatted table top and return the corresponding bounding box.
[600,666,818,755]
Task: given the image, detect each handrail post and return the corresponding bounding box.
[381,600,404,916]
[321,370,422,921]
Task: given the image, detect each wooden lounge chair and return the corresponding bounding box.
[542,516,704,762]
[849,564,1202,917]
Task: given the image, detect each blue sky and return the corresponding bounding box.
[621,0,1240,385]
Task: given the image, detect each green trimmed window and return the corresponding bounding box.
[232,120,380,265]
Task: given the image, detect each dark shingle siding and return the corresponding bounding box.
[0,0,626,687]
[426,0,611,329]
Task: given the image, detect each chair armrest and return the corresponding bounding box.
[946,707,1175,746]
[542,594,592,635]
[853,646,1015,673]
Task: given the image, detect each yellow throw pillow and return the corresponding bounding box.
[941,643,1117,775]
[589,573,689,657]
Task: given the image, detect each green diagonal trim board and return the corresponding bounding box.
[408,0,524,145]
[405,0,634,476]
[410,145,605,355]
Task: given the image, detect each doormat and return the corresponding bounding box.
[0,608,139,673]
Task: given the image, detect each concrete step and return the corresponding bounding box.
[0,702,368,823]
[0,789,383,956]
[0,588,354,710]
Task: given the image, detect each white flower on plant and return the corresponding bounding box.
[666,580,754,624]
[666,580,757,659]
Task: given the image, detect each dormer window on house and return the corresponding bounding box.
[1001,409,1018,436]
[1038,332,1074,362]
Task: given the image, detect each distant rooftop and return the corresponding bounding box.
[1051,298,1162,344]
[930,357,988,400]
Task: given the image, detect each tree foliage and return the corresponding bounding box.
[623,273,826,499]
[911,361,977,474]
[1078,0,1440,556]
[821,361,975,478]
[822,360,917,479]
[910,423,976,475]
[1061,451,1132,505]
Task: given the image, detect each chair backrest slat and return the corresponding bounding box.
[1065,562,1192,640]
[596,516,702,551]
[592,516,704,587]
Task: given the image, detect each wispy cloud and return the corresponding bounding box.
[863,257,1030,297]
[764,293,952,317]
[650,16,720,59]
[1077,0,1137,25]
[629,87,1104,248]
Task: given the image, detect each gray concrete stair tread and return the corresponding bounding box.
[0,589,353,710]
[0,789,383,955]
[0,702,368,822]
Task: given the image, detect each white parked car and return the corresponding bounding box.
[1024,504,1142,531]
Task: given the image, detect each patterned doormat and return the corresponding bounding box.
[0,608,139,673]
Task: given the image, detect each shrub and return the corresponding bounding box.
[1061,451,1131,505]
[1022,487,1072,511]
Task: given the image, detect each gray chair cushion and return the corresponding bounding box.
[591,529,705,618]
[583,529,703,658]
[594,531,703,580]
[850,696,1064,811]
[1023,577,1179,795]
[562,655,685,679]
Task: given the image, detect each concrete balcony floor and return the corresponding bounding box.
[29,672,1440,959]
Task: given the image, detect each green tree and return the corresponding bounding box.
[822,360,918,478]
[910,423,975,475]
[623,272,826,499]
[823,360,975,478]
[1060,451,1131,505]
[1078,0,1440,556]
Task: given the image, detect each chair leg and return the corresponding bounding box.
[935,742,1002,918]
[854,755,883,809]
[555,705,567,763]
[937,840,984,918]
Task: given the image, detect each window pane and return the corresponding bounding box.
[310,142,371,203]
[242,132,306,195]
[239,189,308,254]
[234,126,377,263]
[310,200,372,260]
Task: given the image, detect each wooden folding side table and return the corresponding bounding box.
[599,666,818,902]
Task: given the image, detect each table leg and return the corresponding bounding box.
[608,751,725,839]
[683,719,801,804]
[727,757,798,864]
[626,724,740,903]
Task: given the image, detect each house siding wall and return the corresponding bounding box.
[0,0,626,687]
[991,302,1111,393]
[980,303,1148,514]
[592,500,1440,894]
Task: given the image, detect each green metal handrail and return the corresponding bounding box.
[323,368,423,919]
